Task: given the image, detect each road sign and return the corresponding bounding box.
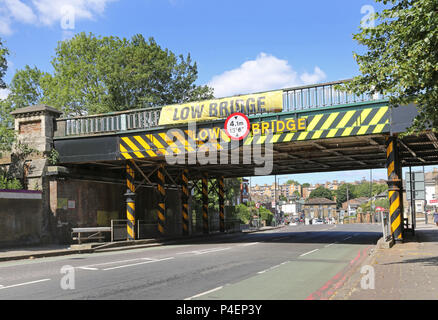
[375,206,384,212]
[406,171,425,200]
[224,112,250,140]
[255,202,261,209]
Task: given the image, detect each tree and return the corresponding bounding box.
[6,65,48,109]
[0,38,13,157]
[309,186,334,200]
[343,0,438,133]
[302,183,310,188]
[335,184,355,208]
[286,179,300,186]
[0,38,8,89]
[42,33,214,115]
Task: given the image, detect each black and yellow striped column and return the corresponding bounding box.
[386,136,403,242]
[125,160,136,240]
[157,164,166,236]
[181,169,189,236]
[202,172,209,234]
[219,176,225,233]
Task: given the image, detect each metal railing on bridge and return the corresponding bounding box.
[59,107,162,136]
[282,80,385,112]
[56,80,386,137]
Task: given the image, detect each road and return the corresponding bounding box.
[0,223,381,300]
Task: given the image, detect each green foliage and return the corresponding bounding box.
[258,206,273,224]
[192,177,241,214]
[335,183,355,208]
[6,65,48,109]
[41,33,214,115]
[360,198,390,213]
[301,183,310,188]
[336,182,388,208]
[0,175,22,190]
[47,149,59,165]
[0,39,15,156]
[286,179,300,186]
[235,203,251,224]
[343,0,438,133]
[309,186,334,200]
[0,38,8,89]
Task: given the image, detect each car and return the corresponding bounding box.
[313,219,324,225]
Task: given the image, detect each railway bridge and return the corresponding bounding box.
[9,80,438,244]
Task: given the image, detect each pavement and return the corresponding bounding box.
[330,221,438,300]
[0,226,283,262]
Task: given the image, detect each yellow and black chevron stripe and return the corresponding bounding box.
[157,164,166,235]
[119,106,390,159]
[219,176,225,233]
[181,169,189,235]
[386,137,403,241]
[245,105,390,145]
[202,172,209,234]
[126,160,136,240]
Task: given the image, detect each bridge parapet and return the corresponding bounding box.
[54,79,386,138]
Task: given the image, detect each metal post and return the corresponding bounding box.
[423,165,426,226]
[202,172,209,234]
[409,166,415,233]
[219,176,225,232]
[125,160,136,240]
[181,169,189,236]
[157,164,166,236]
[386,136,403,242]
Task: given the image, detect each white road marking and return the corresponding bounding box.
[76,257,157,269]
[0,278,51,290]
[239,242,259,246]
[177,247,231,255]
[257,261,289,274]
[299,249,319,257]
[343,236,353,240]
[325,242,338,247]
[77,267,99,271]
[102,257,174,271]
[184,286,223,300]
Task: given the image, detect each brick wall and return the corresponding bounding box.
[19,120,41,135]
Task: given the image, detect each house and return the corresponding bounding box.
[303,197,337,219]
[341,197,370,214]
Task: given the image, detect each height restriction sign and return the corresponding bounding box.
[224,112,250,140]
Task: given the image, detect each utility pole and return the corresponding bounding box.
[346,184,350,216]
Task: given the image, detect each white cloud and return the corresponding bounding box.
[0,0,116,34]
[208,53,327,98]
[4,0,37,24]
[0,88,10,100]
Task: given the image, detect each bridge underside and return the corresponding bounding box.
[57,131,438,182]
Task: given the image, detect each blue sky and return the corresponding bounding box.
[0,0,436,185]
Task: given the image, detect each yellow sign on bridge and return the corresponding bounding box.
[158,90,283,125]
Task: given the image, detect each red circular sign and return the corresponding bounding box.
[224,112,250,141]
